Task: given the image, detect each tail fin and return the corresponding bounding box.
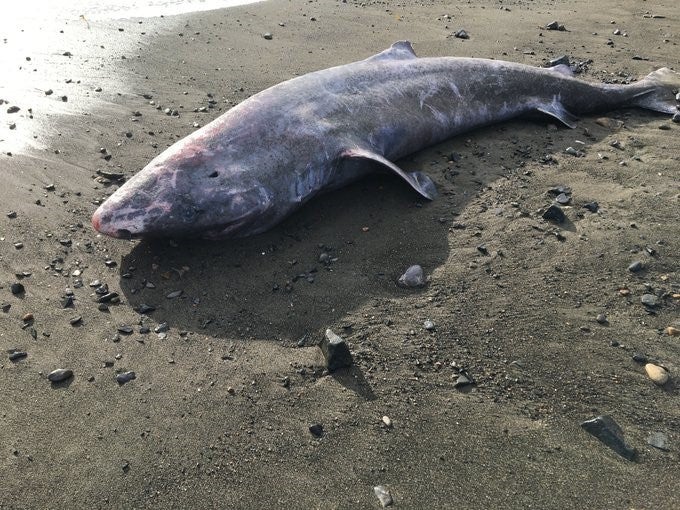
[633,68,680,114]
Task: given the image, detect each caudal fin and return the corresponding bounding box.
[633,67,680,114]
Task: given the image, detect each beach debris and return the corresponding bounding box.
[644,363,669,385]
[48,368,73,383]
[320,329,353,372]
[373,485,394,507]
[398,264,426,287]
[665,326,679,336]
[581,415,636,461]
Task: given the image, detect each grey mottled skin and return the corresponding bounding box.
[92,41,679,239]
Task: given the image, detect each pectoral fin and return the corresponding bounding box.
[341,147,437,200]
[536,101,579,128]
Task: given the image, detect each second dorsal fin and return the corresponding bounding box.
[365,41,418,62]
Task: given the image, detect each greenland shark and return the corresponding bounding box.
[92,41,679,239]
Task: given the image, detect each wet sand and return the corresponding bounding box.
[2,0,679,508]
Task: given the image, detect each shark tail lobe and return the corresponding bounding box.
[633,67,680,115]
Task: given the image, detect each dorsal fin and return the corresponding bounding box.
[365,41,418,62]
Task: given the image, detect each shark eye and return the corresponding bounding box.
[208,171,219,178]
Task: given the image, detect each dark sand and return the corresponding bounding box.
[2,0,679,508]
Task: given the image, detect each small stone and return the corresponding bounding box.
[596,314,608,325]
[116,371,136,384]
[632,353,647,363]
[45,89,53,95]
[382,416,393,428]
[309,423,324,437]
[644,363,669,385]
[627,261,643,273]
[135,303,155,314]
[166,290,183,299]
[97,292,119,303]
[263,32,273,40]
[454,372,473,388]
[647,432,670,451]
[374,485,393,507]
[583,202,599,213]
[320,329,353,372]
[10,283,25,295]
[69,316,82,326]
[548,55,570,67]
[665,326,679,336]
[22,313,33,322]
[672,113,680,124]
[565,146,582,156]
[454,29,469,39]
[48,368,73,383]
[7,105,20,114]
[640,294,659,307]
[555,193,571,205]
[542,204,565,223]
[424,319,435,331]
[398,265,426,287]
[9,351,27,361]
[117,324,133,334]
[581,415,636,461]
[7,211,17,218]
[546,21,565,31]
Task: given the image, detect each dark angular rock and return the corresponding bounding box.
[97,292,119,303]
[9,351,27,361]
[548,55,570,67]
[581,415,636,461]
[10,283,25,295]
[628,261,644,273]
[398,265,426,287]
[555,193,571,205]
[454,29,469,39]
[583,201,599,213]
[309,423,324,437]
[320,329,353,372]
[542,204,565,223]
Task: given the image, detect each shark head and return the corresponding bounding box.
[92,137,274,239]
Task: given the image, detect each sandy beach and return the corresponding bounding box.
[2,0,679,508]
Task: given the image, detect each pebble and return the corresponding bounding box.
[644,363,669,385]
[672,113,680,124]
[7,105,20,114]
[7,211,17,218]
[647,432,670,451]
[9,351,27,361]
[424,319,435,331]
[640,294,659,307]
[116,371,136,384]
[454,372,473,388]
[373,486,393,507]
[398,265,426,287]
[564,146,581,156]
[48,368,73,383]
[22,313,33,322]
[10,283,25,295]
[583,202,599,213]
[263,32,273,40]
[166,290,183,299]
[309,423,324,437]
[382,416,393,428]
[454,29,469,39]
[596,314,608,325]
[555,193,571,205]
[135,303,155,314]
[548,55,570,67]
[69,316,83,326]
[542,204,565,223]
[627,261,643,273]
[581,415,636,461]
[117,324,133,334]
[665,326,679,336]
[320,329,353,372]
[546,20,566,31]
[97,292,119,303]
